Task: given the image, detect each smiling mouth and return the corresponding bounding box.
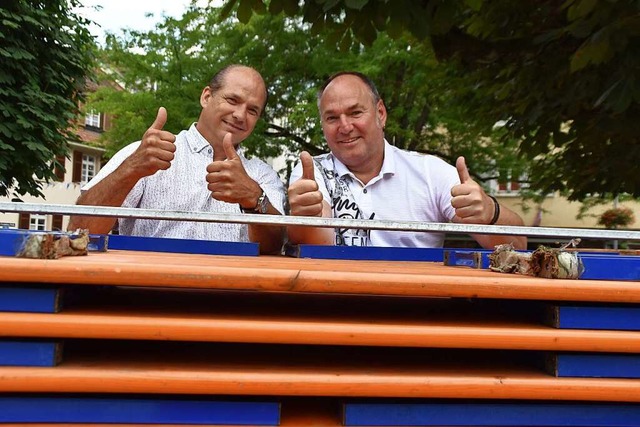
[338,137,359,144]
[223,120,245,132]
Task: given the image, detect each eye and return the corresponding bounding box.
[351,110,363,118]
[248,108,260,117]
[325,116,337,123]
[225,96,238,105]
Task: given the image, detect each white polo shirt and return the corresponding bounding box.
[83,124,286,242]
[290,140,459,248]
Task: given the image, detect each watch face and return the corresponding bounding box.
[258,192,269,214]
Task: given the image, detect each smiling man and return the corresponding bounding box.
[69,65,285,254]
[287,71,526,250]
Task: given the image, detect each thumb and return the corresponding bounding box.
[222,133,239,160]
[456,156,471,184]
[300,151,315,180]
[149,107,167,131]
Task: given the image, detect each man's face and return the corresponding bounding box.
[198,67,266,147]
[319,74,387,178]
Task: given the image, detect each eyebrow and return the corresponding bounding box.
[322,102,364,117]
[224,91,263,113]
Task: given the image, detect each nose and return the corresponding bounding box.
[338,114,353,133]
[231,105,247,122]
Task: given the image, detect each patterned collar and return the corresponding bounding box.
[332,139,396,182]
[184,123,246,158]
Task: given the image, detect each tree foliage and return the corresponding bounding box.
[0,0,95,198]
[222,0,640,201]
[92,3,520,184]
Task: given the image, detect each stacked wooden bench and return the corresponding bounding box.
[0,235,639,426]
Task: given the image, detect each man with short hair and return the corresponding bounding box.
[69,65,285,254]
[287,71,526,249]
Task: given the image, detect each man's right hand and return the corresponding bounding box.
[288,151,324,217]
[124,107,176,179]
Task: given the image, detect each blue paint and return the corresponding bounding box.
[344,401,640,426]
[107,234,259,256]
[553,305,640,331]
[0,397,279,424]
[0,341,59,366]
[579,254,640,280]
[290,244,444,262]
[0,286,60,313]
[0,230,28,256]
[556,353,640,378]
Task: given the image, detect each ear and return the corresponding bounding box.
[200,86,212,109]
[376,99,387,129]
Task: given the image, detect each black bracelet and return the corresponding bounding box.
[488,195,500,225]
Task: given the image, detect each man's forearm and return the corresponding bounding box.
[248,201,285,254]
[68,167,140,234]
[473,205,527,250]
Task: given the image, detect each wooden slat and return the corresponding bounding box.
[2,308,640,352]
[1,251,639,302]
[1,356,640,402]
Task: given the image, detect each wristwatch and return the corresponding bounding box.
[240,188,269,214]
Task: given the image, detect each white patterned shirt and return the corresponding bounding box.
[83,124,286,242]
[290,140,458,247]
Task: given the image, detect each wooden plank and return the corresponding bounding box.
[0,286,61,313]
[0,340,61,366]
[107,234,259,256]
[0,343,640,402]
[552,353,640,379]
[2,305,640,352]
[0,396,279,424]
[1,251,640,302]
[550,305,640,331]
[344,401,640,426]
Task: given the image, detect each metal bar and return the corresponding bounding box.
[1,202,639,241]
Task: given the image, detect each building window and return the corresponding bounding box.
[81,154,96,184]
[85,110,101,128]
[29,214,47,231]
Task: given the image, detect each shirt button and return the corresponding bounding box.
[363,189,368,194]
[208,148,212,155]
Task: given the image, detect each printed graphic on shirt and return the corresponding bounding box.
[314,154,373,247]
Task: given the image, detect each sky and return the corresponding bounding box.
[77,0,220,44]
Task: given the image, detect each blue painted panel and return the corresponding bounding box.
[0,286,60,313]
[0,230,28,256]
[556,353,640,378]
[107,234,259,256]
[0,397,279,424]
[579,254,640,280]
[291,244,444,262]
[0,341,60,367]
[553,305,640,331]
[344,401,640,426]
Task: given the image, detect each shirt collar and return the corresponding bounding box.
[332,139,396,180]
[185,123,246,158]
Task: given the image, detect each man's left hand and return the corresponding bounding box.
[450,156,495,224]
[206,133,261,209]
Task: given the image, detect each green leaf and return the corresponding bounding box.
[345,0,369,11]
[464,0,483,12]
[219,0,239,19]
[567,0,598,21]
[237,0,253,23]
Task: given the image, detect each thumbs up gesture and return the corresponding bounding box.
[206,133,261,208]
[450,156,496,224]
[288,151,323,217]
[124,107,177,179]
